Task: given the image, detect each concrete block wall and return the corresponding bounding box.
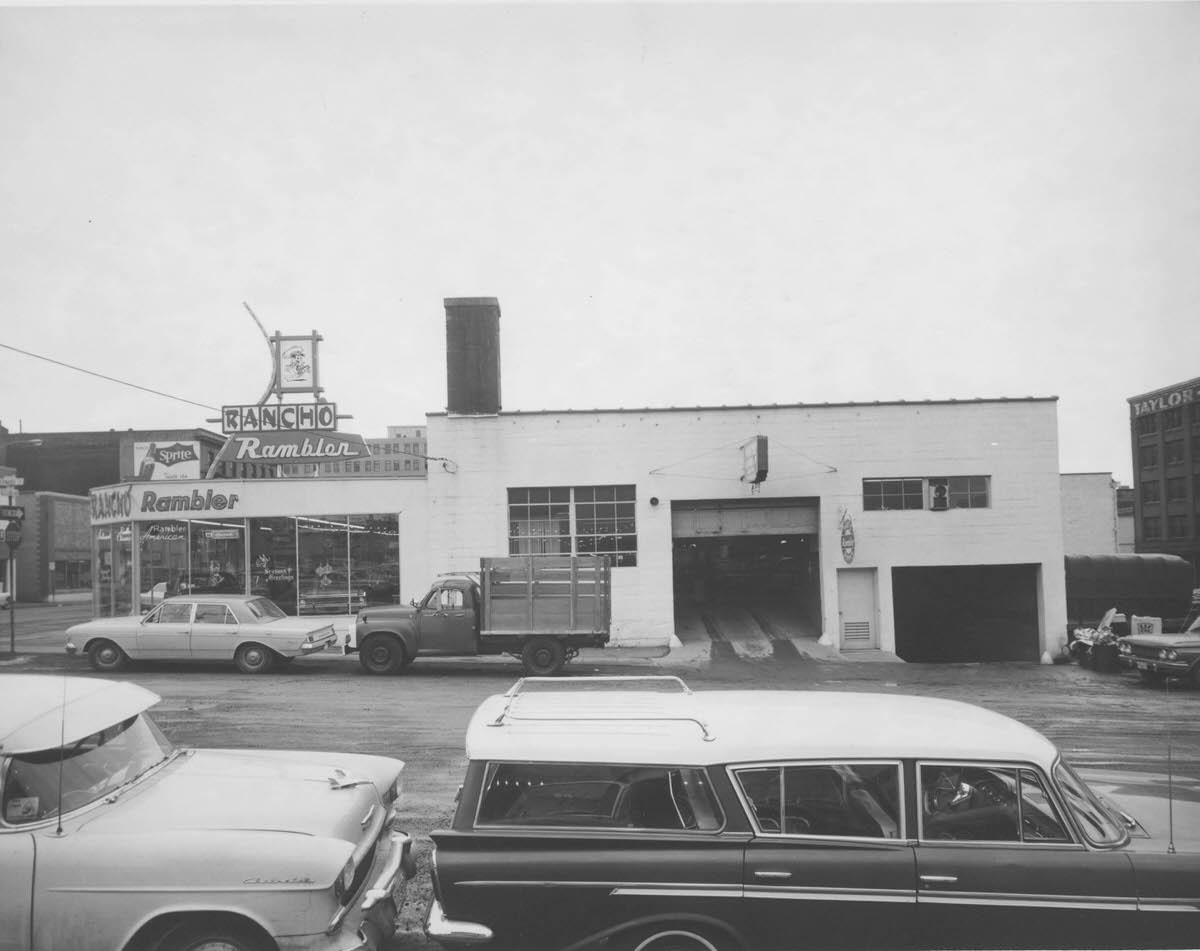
[425,399,1068,655]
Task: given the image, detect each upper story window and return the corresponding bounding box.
[1140,445,1159,469]
[1167,478,1187,502]
[1163,408,1183,431]
[1165,441,1185,466]
[1142,480,1161,503]
[1135,414,1158,436]
[476,762,722,832]
[1168,515,1191,538]
[1143,516,1162,539]
[735,762,902,839]
[508,486,638,567]
[863,476,990,512]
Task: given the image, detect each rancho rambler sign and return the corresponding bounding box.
[214,430,370,464]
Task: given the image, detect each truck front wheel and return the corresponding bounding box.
[359,633,406,675]
[521,637,566,676]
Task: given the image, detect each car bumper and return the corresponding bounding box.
[424,897,494,946]
[1119,656,1192,677]
[279,831,414,951]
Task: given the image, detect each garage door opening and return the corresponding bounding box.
[892,565,1040,663]
[671,498,821,648]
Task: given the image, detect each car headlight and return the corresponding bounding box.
[333,858,355,901]
[1120,643,1132,654]
[1166,650,1179,661]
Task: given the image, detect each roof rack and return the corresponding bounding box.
[504,675,693,696]
[488,676,713,741]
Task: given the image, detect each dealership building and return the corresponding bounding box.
[84,297,1070,663]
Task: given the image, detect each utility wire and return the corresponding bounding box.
[0,342,219,411]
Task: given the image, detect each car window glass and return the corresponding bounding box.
[784,764,901,838]
[2,715,174,825]
[142,604,164,624]
[157,602,193,624]
[245,598,286,620]
[477,762,722,831]
[1053,760,1126,846]
[921,764,1020,842]
[195,603,233,624]
[1018,768,1070,842]
[735,767,782,833]
[439,589,464,610]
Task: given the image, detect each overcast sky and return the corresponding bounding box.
[2,2,1197,483]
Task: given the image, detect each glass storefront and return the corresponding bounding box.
[92,514,400,617]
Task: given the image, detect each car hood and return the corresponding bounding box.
[66,616,141,633]
[359,604,417,620]
[79,748,402,843]
[1079,767,1200,852]
[1121,633,1200,650]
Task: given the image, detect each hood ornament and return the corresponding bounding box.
[328,767,371,790]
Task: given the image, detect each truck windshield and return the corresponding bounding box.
[2,714,175,825]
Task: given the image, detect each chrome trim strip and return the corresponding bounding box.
[1139,900,1200,913]
[613,888,745,898]
[916,891,1138,911]
[459,880,731,891]
[744,886,916,904]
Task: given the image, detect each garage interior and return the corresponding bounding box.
[892,564,1040,663]
[671,499,821,655]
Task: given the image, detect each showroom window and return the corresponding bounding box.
[249,517,298,614]
[507,486,638,566]
[297,515,352,616]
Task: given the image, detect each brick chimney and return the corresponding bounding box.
[445,297,501,416]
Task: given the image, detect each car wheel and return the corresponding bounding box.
[234,643,275,674]
[521,636,566,676]
[152,920,270,951]
[87,639,128,672]
[359,633,405,675]
[624,925,735,951]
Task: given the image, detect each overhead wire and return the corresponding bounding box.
[0,342,219,411]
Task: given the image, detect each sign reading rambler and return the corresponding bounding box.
[214,431,371,464]
[140,489,240,513]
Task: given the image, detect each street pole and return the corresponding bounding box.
[7,552,13,656]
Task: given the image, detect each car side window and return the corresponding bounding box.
[920,763,1068,843]
[439,589,464,610]
[195,603,233,625]
[477,762,722,831]
[157,602,193,624]
[736,763,902,839]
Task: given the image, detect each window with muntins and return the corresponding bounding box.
[508,486,638,566]
[1167,478,1187,502]
[1163,408,1183,431]
[1140,445,1159,469]
[1165,441,1185,466]
[1143,516,1162,539]
[1143,481,1161,504]
[863,476,990,511]
[1168,515,1190,538]
[1136,415,1158,436]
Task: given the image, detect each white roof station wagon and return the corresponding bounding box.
[0,675,416,951]
[424,676,1199,951]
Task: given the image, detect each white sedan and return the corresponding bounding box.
[66,595,338,673]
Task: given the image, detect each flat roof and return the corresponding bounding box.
[1127,375,1200,404]
[466,689,1059,769]
[430,396,1059,418]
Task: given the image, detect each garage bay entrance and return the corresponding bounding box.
[671,499,821,656]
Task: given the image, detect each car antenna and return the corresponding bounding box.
[1166,678,1176,855]
[55,675,67,836]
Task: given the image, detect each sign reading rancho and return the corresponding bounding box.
[222,402,337,433]
[214,431,371,465]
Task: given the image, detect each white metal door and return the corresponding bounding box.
[837,567,877,650]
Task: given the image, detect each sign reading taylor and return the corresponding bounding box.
[215,431,370,465]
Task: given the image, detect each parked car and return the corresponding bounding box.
[424,676,1198,951]
[0,674,414,951]
[65,594,339,673]
[139,581,169,610]
[1118,612,1200,686]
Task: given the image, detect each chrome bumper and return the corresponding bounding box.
[424,897,494,945]
[1119,656,1191,676]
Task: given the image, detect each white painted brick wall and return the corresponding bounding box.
[1059,473,1118,555]
[423,400,1068,657]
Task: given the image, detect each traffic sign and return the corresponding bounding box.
[4,525,21,548]
[0,506,23,520]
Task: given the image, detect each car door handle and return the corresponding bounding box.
[754,870,793,880]
[920,874,958,885]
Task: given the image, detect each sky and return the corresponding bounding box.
[1,2,1198,484]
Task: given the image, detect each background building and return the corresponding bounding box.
[274,426,427,478]
[1128,377,1200,579]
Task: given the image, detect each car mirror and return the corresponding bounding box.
[410,598,418,607]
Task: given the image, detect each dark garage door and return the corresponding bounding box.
[892,565,1040,663]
